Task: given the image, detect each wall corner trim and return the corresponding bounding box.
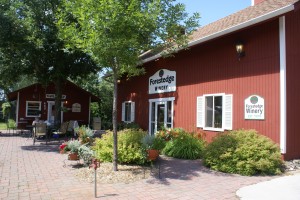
[279,16,287,154]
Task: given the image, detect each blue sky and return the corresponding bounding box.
[177,0,251,26]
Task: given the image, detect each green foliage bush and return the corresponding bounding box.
[141,134,166,151]
[78,144,94,166]
[75,125,94,144]
[203,129,283,176]
[117,122,140,131]
[162,129,205,160]
[93,129,147,165]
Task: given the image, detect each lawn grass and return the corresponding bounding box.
[0,122,7,130]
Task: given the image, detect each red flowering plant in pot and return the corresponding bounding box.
[59,142,68,154]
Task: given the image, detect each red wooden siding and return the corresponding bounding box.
[118,18,281,145]
[285,10,300,160]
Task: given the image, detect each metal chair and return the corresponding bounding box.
[52,121,69,140]
[33,123,47,144]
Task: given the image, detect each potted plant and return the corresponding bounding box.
[141,135,161,161]
[67,139,81,160]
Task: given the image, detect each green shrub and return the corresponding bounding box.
[75,126,94,144]
[203,129,283,176]
[93,129,147,164]
[117,122,140,130]
[156,127,185,141]
[162,129,205,160]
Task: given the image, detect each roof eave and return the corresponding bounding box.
[142,4,295,64]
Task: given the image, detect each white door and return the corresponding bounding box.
[149,98,174,135]
[47,101,63,124]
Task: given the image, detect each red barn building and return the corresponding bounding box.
[118,0,300,160]
[7,80,100,128]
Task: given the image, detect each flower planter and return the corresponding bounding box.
[68,152,79,160]
[147,149,159,161]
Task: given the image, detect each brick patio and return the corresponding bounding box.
[0,131,276,200]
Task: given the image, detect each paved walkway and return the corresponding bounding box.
[0,131,276,200]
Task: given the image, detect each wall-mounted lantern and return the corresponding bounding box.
[236,41,245,60]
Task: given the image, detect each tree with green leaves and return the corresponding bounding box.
[0,0,100,126]
[72,73,113,130]
[57,0,199,171]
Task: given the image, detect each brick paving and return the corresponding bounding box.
[0,131,276,200]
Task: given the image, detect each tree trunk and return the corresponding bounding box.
[54,78,63,128]
[112,68,118,171]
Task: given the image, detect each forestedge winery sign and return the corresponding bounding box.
[245,95,265,120]
[149,69,176,94]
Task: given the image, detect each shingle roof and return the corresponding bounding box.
[190,0,298,42]
[142,0,299,63]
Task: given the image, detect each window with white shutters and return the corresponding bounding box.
[196,93,232,131]
[122,101,135,123]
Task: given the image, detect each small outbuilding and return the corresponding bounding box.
[7,80,100,129]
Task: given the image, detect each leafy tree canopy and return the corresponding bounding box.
[57,0,200,170]
[0,0,101,124]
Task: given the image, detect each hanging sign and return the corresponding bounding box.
[149,69,176,94]
[245,95,265,120]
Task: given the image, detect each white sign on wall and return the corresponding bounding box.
[149,69,176,94]
[72,103,81,112]
[46,94,66,99]
[245,95,265,120]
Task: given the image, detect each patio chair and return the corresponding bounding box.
[52,121,69,139]
[67,120,79,136]
[33,122,48,144]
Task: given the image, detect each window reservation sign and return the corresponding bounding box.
[149,69,176,94]
[244,95,265,120]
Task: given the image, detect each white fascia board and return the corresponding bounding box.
[142,4,294,64]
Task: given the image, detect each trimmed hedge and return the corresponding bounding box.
[203,129,283,176]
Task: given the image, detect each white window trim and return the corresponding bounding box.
[26,101,41,117]
[203,93,225,132]
[148,97,175,103]
[122,101,135,123]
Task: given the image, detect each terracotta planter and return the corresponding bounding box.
[68,152,79,160]
[147,149,159,161]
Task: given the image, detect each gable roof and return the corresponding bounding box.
[7,80,100,102]
[142,0,299,63]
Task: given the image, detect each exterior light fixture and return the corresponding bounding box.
[236,41,245,60]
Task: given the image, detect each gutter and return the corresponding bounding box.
[142,4,295,64]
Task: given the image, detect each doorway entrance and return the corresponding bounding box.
[149,97,174,135]
[47,101,63,125]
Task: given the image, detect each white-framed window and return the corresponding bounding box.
[197,93,232,132]
[122,101,135,123]
[26,101,41,117]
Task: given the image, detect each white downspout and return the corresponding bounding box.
[279,16,287,154]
